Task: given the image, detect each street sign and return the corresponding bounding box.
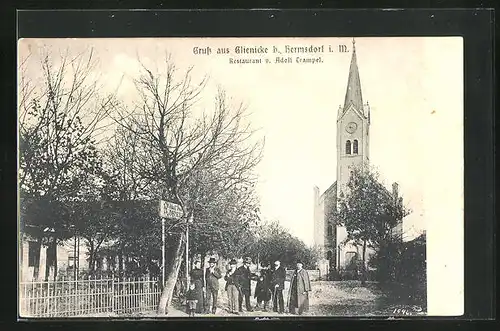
[159,200,183,219]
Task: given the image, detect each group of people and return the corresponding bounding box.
[185,256,312,316]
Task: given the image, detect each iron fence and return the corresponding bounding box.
[19,275,162,317]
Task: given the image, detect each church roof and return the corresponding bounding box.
[320,181,337,199]
[342,39,365,115]
[320,179,394,202]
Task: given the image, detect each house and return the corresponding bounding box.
[19,199,159,282]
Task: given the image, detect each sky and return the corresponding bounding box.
[18,37,463,247]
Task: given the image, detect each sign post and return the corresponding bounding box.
[161,218,165,286]
[159,200,184,287]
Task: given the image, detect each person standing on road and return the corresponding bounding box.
[205,257,222,314]
[224,259,239,314]
[270,260,286,314]
[288,261,311,315]
[189,260,205,314]
[185,282,199,317]
[254,261,272,311]
[235,256,256,312]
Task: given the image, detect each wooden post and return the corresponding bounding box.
[161,218,165,287]
[111,277,115,313]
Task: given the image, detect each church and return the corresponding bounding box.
[313,39,403,276]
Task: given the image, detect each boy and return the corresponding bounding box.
[186,283,198,317]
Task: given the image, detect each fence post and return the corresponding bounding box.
[111,276,115,314]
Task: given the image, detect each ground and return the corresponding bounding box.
[101,280,426,318]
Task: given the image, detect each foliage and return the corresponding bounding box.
[185,168,260,259]
[337,165,411,258]
[244,221,320,269]
[369,233,426,284]
[19,47,116,244]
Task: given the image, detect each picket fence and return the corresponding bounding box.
[19,276,162,318]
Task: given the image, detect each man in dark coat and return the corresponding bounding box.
[189,260,205,313]
[235,256,256,312]
[270,260,286,314]
[288,261,312,315]
[205,257,222,314]
[254,262,272,311]
[224,259,239,314]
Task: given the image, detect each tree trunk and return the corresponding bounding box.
[88,243,95,275]
[118,252,123,276]
[53,238,57,282]
[33,239,41,280]
[44,246,50,281]
[157,232,185,315]
[45,238,57,281]
[361,239,367,285]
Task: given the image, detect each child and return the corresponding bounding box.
[185,283,198,317]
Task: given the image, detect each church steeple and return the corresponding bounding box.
[343,38,364,113]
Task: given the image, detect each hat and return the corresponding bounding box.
[244,257,252,264]
[208,257,217,263]
[229,259,237,265]
[296,260,304,265]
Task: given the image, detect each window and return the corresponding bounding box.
[327,224,333,236]
[353,140,359,154]
[345,140,351,154]
[28,241,41,268]
[327,251,333,261]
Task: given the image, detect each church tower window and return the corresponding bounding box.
[353,140,359,154]
[327,224,333,236]
[345,140,351,155]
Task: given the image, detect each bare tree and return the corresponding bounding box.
[112,54,264,314]
[18,46,117,280]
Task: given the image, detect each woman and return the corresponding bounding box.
[224,259,239,314]
[189,260,205,313]
[254,262,272,311]
[288,261,311,315]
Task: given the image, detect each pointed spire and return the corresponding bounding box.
[343,38,363,113]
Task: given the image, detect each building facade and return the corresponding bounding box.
[313,39,403,276]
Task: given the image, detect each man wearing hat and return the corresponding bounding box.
[270,260,286,314]
[235,257,256,312]
[288,261,311,315]
[205,257,222,314]
[254,261,272,311]
[224,259,239,314]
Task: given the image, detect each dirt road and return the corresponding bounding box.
[132,280,426,317]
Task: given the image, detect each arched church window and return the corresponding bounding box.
[327,224,333,236]
[327,250,333,261]
[345,140,351,154]
[353,140,359,154]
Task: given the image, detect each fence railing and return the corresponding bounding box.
[285,269,321,281]
[19,276,162,317]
